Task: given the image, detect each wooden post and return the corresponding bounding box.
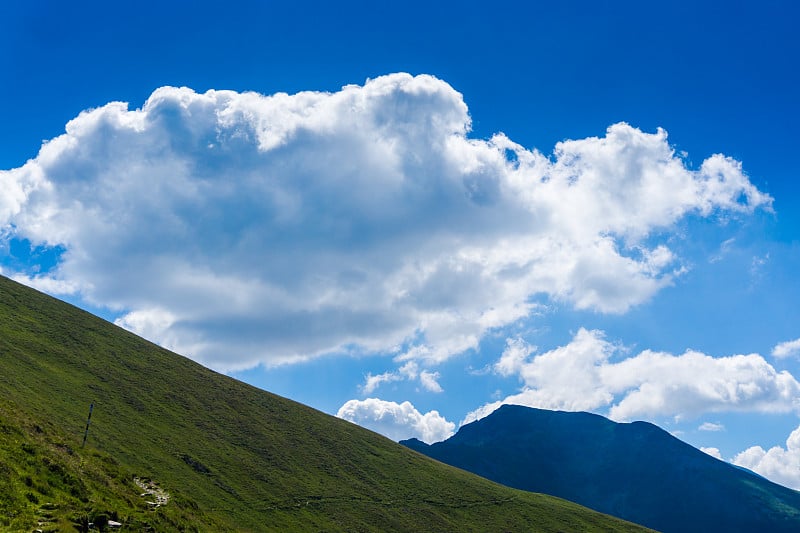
[82,402,94,447]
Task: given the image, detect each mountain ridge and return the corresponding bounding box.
[402,404,800,533]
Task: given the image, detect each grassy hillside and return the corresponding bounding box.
[0,275,652,532]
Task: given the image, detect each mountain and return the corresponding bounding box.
[0,275,651,532]
[401,404,800,533]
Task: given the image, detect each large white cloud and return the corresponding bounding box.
[733,424,800,490]
[464,329,800,424]
[0,73,771,370]
[336,398,455,444]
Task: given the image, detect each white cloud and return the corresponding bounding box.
[701,447,723,459]
[398,361,419,379]
[773,338,800,359]
[0,74,771,370]
[494,337,535,377]
[336,398,455,444]
[462,400,505,426]
[464,329,800,424]
[699,422,725,432]
[361,372,402,395]
[359,361,444,394]
[7,271,81,296]
[733,424,800,490]
[419,370,443,393]
[709,238,736,264]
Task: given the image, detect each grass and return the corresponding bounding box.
[0,274,653,532]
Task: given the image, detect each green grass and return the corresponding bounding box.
[0,275,654,532]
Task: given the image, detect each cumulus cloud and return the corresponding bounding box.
[494,337,535,377]
[773,338,800,359]
[0,73,771,370]
[5,270,82,296]
[701,447,723,459]
[733,424,800,490]
[336,398,455,443]
[699,422,725,432]
[464,329,800,424]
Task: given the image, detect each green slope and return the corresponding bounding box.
[0,275,652,532]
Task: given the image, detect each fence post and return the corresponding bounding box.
[82,402,94,447]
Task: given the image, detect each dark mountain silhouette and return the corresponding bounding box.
[402,404,800,533]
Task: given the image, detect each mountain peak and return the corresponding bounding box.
[405,404,800,533]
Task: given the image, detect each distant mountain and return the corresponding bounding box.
[0,274,650,532]
[402,404,800,533]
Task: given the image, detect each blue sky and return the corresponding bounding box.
[3,1,800,488]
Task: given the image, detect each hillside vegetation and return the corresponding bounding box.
[0,275,652,532]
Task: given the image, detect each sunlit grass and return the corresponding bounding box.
[0,275,652,531]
